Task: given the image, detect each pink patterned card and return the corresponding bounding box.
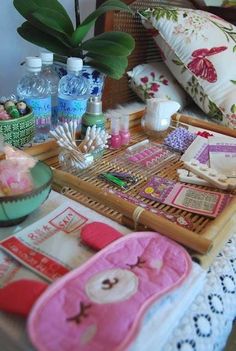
[139,176,233,218]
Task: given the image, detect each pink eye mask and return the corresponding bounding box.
[28,231,192,351]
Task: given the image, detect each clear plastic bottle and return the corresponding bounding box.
[40,52,59,129]
[57,57,89,128]
[17,56,51,142]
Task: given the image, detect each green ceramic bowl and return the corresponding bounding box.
[0,161,53,227]
[0,108,35,147]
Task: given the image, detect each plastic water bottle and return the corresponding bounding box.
[57,57,89,129]
[17,56,51,142]
[40,52,59,129]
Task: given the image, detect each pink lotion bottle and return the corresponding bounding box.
[110,116,121,149]
[120,114,130,145]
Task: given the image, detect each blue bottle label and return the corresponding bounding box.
[51,105,58,127]
[24,97,51,126]
[57,97,88,124]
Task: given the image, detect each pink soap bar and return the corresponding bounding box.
[80,221,123,250]
[0,279,48,316]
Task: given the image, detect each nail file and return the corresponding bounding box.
[183,160,236,190]
[177,169,212,187]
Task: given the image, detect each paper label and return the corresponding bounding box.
[208,136,236,177]
[0,203,99,282]
[25,97,51,126]
[58,97,87,123]
[181,136,209,165]
[139,176,233,218]
[0,250,44,287]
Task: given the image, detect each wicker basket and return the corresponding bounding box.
[0,108,35,147]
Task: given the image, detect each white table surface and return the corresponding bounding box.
[0,191,235,351]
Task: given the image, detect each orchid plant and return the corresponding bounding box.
[13,0,135,79]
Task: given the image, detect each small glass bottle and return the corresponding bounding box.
[57,57,89,128]
[120,114,130,145]
[17,56,51,142]
[40,52,59,129]
[109,116,121,149]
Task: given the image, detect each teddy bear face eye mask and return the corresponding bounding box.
[28,232,192,351]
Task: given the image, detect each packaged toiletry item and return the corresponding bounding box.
[81,96,105,139]
[0,145,37,196]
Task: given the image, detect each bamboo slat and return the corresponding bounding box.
[53,168,212,254]
[18,110,236,267]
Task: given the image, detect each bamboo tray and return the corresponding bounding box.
[22,112,236,268]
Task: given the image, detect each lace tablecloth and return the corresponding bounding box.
[0,192,235,351]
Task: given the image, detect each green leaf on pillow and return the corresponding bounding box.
[172,58,186,73]
[208,101,223,121]
[152,7,178,22]
[172,59,183,66]
[231,104,236,113]
[230,80,236,84]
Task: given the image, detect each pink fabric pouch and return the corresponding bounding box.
[28,231,192,351]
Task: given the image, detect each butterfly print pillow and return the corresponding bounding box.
[140,7,236,129]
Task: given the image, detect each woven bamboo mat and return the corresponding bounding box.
[28,114,235,268]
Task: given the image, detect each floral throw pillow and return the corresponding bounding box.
[140,7,236,129]
[127,62,188,109]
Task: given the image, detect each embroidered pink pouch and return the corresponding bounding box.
[28,232,192,351]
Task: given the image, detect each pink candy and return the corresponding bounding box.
[0,111,11,120]
[0,146,37,196]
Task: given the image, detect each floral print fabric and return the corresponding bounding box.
[127,62,187,108]
[140,7,236,129]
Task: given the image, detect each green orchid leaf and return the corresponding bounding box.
[82,32,135,56]
[17,22,71,57]
[89,32,135,51]
[82,32,135,55]
[233,45,236,52]
[85,53,128,79]
[72,0,132,45]
[13,0,37,18]
[230,80,236,84]
[13,0,74,33]
[82,0,132,25]
[31,8,74,35]
[71,21,96,47]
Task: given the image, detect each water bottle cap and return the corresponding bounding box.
[26,57,42,72]
[40,52,53,64]
[86,96,102,115]
[67,57,83,71]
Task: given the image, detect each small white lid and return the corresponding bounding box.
[67,57,83,72]
[120,115,129,131]
[111,116,120,134]
[26,57,42,72]
[40,52,53,64]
